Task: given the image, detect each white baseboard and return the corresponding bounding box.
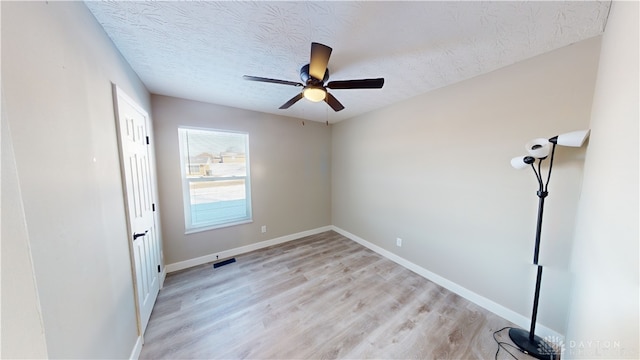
[129,335,143,360]
[165,226,333,273]
[331,225,564,341]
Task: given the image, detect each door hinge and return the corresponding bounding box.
[157,265,161,273]
[152,203,156,211]
[146,136,150,145]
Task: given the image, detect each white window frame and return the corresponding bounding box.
[178,127,252,233]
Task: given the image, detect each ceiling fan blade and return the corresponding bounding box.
[243,75,302,87]
[324,93,345,112]
[309,42,332,80]
[279,93,304,109]
[327,78,385,89]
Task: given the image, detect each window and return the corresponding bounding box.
[178,127,252,232]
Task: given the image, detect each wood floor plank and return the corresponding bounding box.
[140,231,538,359]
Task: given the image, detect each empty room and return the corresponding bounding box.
[2,1,638,359]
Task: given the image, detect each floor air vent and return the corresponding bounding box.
[213,257,236,268]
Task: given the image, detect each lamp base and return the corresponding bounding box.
[508,328,560,360]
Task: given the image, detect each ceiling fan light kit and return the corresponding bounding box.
[302,86,327,102]
[244,42,384,112]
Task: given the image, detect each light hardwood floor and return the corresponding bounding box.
[140,231,535,359]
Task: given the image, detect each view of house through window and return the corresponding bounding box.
[178,127,251,232]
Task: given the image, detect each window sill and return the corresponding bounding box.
[184,219,253,235]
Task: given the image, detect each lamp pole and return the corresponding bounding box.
[530,191,547,336]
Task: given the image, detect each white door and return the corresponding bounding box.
[113,85,161,334]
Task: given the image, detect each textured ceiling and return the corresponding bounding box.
[85,1,610,123]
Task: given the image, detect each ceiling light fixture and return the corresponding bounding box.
[303,86,327,102]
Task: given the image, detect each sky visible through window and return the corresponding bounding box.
[184,128,245,157]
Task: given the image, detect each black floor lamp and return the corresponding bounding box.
[509,129,590,360]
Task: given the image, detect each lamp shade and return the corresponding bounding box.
[525,138,551,158]
[549,129,590,147]
[511,155,536,169]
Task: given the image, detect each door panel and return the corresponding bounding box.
[114,86,160,334]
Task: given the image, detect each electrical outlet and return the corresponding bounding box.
[261,225,267,233]
[396,238,402,247]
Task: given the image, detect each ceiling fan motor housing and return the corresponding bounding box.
[300,64,329,86]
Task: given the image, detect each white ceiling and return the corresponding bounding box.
[85,1,610,123]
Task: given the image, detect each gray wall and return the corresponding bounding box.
[151,95,331,265]
[565,2,639,358]
[1,2,150,358]
[332,37,601,334]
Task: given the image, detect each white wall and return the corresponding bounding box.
[332,37,601,334]
[565,1,639,358]
[1,2,150,358]
[152,95,332,266]
[1,93,49,358]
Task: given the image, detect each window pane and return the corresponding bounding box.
[182,129,247,178]
[189,179,248,226]
[179,127,251,231]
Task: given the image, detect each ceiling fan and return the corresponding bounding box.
[243,42,384,112]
